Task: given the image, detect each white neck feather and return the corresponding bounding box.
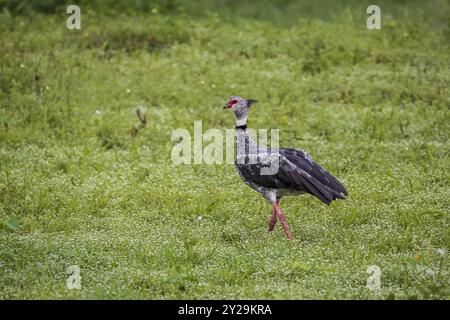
[235,116,247,127]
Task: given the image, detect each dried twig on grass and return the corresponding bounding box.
[130,107,147,136]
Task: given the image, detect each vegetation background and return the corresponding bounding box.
[0,0,449,299]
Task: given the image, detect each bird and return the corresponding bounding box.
[224,95,348,240]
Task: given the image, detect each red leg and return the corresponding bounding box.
[268,208,277,233]
[268,199,280,234]
[274,202,292,240]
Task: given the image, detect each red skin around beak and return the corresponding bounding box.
[224,99,238,109]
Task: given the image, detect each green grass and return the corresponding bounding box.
[0,0,449,299]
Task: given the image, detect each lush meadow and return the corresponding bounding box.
[0,0,449,299]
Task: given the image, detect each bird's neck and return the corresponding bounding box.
[235,115,259,157]
[235,115,248,129]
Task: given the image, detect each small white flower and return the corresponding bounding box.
[425,268,435,277]
[197,216,203,221]
[437,248,446,256]
[95,110,102,116]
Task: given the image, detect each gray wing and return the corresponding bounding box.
[279,148,348,198]
[236,150,347,205]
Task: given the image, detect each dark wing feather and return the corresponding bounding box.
[279,148,348,198]
[236,151,346,205]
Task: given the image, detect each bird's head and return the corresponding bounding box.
[223,96,257,119]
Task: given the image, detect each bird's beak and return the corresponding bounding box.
[246,99,258,107]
